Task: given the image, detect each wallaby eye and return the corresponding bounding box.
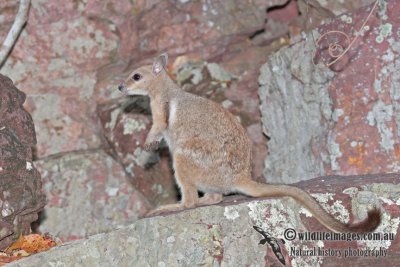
[132,73,142,81]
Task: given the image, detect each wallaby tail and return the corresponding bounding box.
[237,180,381,233]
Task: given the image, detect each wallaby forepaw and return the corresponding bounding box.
[143,141,160,151]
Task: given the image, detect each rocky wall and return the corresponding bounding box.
[1,0,393,246]
[259,0,400,183]
[1,0,293,241]
[7,174,400,267]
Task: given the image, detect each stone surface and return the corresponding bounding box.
[0,1,18,43]
[319,1,400,175]
[259,0,400,183]
[259,35,334,183]
[0,0,293,219]
[123,0,288,60]
[1,0,287,159]
[0,0,297,241]
[1,0,120,158]
[0,74,46,250]
[289,0,376,38]
[2,0,397,252]
[252,0,298,46]
[8,173,400,267]
[311,0,376,16]
[34,150,151,242]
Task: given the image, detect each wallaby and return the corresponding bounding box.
[118,53,381,233]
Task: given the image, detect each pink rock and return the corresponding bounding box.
[0,1,18,42]
[5,0,392,245]
[0,74,46,250]
[1,0,120,158]
[34,151,152,242]
[259,0,400,182]
[311,0,376,16]
[1,0,290,160]
[316,0,400,175]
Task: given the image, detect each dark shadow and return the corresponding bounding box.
[266,0,292,13]
[249,0,296,40]
[122,96,151,115]
[31,210,46,233]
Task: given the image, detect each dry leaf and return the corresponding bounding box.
[1,233,60,265]
[12,250,29,257]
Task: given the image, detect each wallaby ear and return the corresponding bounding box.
[152,53,168,75]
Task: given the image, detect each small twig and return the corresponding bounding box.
[310,0,379,67]
[0,0,31,68]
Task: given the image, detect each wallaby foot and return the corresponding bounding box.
[146,203,185,216]
[198,193,223,206]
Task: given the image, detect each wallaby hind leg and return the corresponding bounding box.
[146,180,198,216]
[146,153,199,216]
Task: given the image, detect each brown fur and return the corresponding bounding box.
[118,53,381,233]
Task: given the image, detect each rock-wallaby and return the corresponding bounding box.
[118,53,380,233]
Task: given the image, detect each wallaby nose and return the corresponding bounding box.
[118,84,124,92]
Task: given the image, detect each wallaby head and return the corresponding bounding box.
[118,53,169,96]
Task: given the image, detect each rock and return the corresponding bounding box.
[0,1,19,43]
[289,0,335,37]
[256,0,376,46]
[0,74,46,250]
[307,0,376,16]
[1,0,120,158]
[7,173,400,267]
[34,150,152,242]
[3,0,395,254]
[259,0,400,183]
[0,0,298,191]
[289,0,376,38]
[0,0,378,161]
[0,0,290,175]
[251,0,298,46]
[128,0,286,60]
[259,35,333,183]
